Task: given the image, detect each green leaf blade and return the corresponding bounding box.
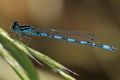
[0,28,39,80]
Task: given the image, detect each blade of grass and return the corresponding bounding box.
[0,28,39,80]
[0,44,30,80]
[0,27,77,80]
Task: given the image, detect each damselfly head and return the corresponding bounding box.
[10,21,19,31]
[111,46,117,52]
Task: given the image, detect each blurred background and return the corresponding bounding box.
[0,0,120,80]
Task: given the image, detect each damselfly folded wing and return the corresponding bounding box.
[39,27,97,42]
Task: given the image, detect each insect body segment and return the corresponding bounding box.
[10,22,116,52]
[78,41,116,51]
[53,35,63,39]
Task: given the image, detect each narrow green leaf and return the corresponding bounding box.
[0,28,39,80]
[0,27,77,80]
[0,44,30,80]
